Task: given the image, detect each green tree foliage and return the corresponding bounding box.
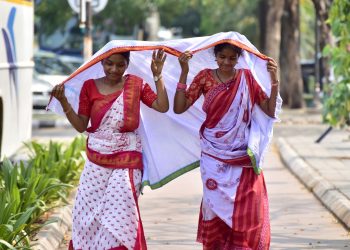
[36,0,260,46]
[94,0,150,35]
[300,0,316,60]
[323,0,350,127]
[35,0,150,37]
[155,0,260,44]
[35,0,73,36]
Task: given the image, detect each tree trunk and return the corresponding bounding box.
[280,0,303,108]
[312,0,333,90]
[259,0,285,60]
[279,2,290,105]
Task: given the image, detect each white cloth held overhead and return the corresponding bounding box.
[47,31,282,190]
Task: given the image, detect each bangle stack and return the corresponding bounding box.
[176,82,187,91]
[271,80,279,87]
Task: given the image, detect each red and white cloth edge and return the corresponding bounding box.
[47,31,282,189]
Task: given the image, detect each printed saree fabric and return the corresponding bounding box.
[78,75,156,169]
[70,76,155,250]
[186,68,271,249]
[47,31,282,190]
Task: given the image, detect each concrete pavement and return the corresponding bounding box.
[33,108,350,249]
[274,108,350,230]
[56,145,350,249]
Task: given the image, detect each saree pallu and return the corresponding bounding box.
[196,70,270,250]
[71,92,147,250]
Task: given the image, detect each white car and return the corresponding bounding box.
[32,75,52,110]
[58,54,84,71]
[34,50,78,86]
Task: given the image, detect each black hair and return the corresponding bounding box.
[102,51,130,65]
[213,43,243,57]
[119,51,130,64]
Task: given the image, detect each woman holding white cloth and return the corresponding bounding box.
[51,49,168,250]
[174,43,279,250]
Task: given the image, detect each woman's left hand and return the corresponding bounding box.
[151,49,167,76]
[267,58,278,83]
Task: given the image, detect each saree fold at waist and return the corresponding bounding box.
[86,76,144,170]
[200,69,255,168]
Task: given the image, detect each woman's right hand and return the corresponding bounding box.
[178,51,192,73]
[51,84,67,103]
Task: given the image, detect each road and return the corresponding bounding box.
[32,125,349,250]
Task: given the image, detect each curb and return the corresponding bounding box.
[275,137,350,229]
[32,119,71,129]
[31,190,76,250]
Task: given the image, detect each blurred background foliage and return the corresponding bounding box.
[35,0,313,56]
[300,0,315,60]
[34,0,350,127]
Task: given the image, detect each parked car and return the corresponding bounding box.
[34,50,83,86]
[32,73,52,110]
[32,51,83,123]
[58,54,84,71]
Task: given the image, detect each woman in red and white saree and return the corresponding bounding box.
[51,50,169,250]
[174,43,280,250]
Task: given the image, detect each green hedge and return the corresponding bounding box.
[0,136,85,249]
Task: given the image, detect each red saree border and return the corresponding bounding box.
[86,75,142,133]
[86,79,123,133]
[192,39,268,60]
[129,169,147,250]
[86,146,143,169]
[197,168,270,250]
[52,40,267,89]
[232,168,270,249]
[202,152,252,166]
[47,39,268,107]
[199,69,261,167]
[201,70,243,130]
[120,75,142,132]
[50,46,182,87]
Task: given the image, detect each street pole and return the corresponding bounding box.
[80,0,93,61]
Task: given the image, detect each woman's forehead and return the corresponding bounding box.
[105,54,126,62]
[217,47,239,56]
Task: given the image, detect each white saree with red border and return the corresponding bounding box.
[193,68,272,249]
[47,31,282,250]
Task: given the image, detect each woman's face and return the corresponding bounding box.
[102,54,128,81]
[215,47,239,72]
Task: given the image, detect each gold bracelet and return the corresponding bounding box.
[271,80,279,87]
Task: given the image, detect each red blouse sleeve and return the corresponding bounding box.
[245,69,268,105]
[141,83,157,108]
[254,80,268,104]
[78,80,93,116]
[185,69,207,106]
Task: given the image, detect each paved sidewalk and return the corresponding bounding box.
[274,108,350,229]
[55,108,350,249]
[34,107,350,249]
[58,145,350,249]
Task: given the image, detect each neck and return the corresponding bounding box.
[104,76,123,86]
[216,68,236,83]
[217,68,235,77]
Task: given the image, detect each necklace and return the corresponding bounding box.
[215,69,236,90]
